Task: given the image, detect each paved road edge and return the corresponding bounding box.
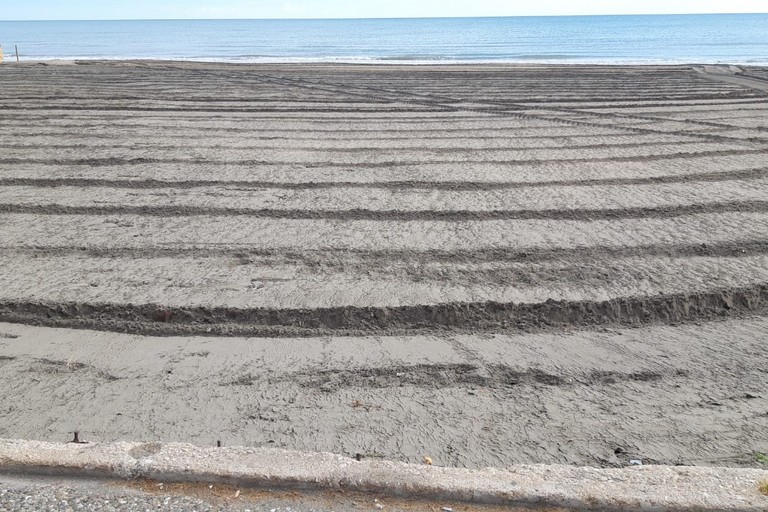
[1,439,767,510]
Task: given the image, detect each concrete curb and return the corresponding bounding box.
[0,439,767,511]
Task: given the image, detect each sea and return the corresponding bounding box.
[1,14,767,65]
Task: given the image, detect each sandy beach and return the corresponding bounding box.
[0,61,767,469]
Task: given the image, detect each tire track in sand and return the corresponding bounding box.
[1,200,767,222]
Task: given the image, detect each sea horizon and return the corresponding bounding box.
[6,12,767,21]
[2,13,767,65]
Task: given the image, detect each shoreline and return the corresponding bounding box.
[5,13,766,69]
[11,57,768,66]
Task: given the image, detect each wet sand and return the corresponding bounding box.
[0,61,767,468]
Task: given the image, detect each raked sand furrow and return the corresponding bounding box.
[2,212,767,252]
[0,168,766,191]
[0,101,415,110]
[2,157,764,187]
[0,145,756,167]
[0,127,628,139]
[3,239,766,264]
[648,110,768,121]
[0,112,560,128]
[2,179,767,214]
[1,254,767,310]
[2,201,767,221]
[709,117,768,129]
[0,134,694,151]
[0,109,442,118]
[559,100,768,111]
[0,124,627,138]
[0,139,708,154]
[521,96,768,107]
[0,281,766,336]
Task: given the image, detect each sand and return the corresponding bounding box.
[0,61,767,468]
[1,319,767,469]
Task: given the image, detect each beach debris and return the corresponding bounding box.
[234,489,241,498]
[442,508,454,512]
[629,459,643,466]
[350,399,380,412]
[68,431,88,444]
[423,456,433,465]
[355,453,363,461]
[155,307,173,323]
[216,440,222,447]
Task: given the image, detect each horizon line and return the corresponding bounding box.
[2,11,766,22]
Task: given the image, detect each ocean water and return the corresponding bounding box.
[1,14,767,64]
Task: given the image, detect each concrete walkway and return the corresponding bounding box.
[1,439,767,511]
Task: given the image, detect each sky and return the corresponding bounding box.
[3,0,767,20]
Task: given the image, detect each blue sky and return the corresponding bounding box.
[4,0,766,20]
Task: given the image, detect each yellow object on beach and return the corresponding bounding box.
[0,47,4,64]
